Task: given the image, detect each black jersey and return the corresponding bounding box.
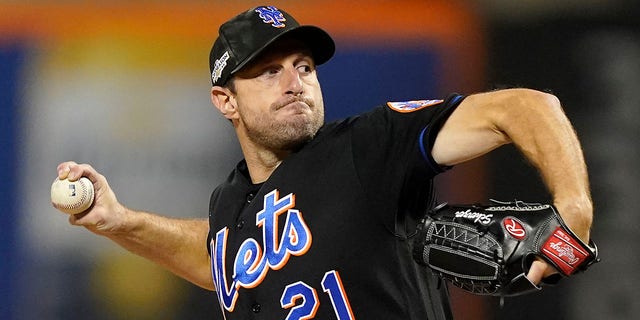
[207,94,465,319]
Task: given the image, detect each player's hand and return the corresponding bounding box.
[526,198,592,285]
[56,161,130,236]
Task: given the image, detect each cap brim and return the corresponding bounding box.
[230,25,335,75]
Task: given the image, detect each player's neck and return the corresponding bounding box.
[244,154,285,184]
[240,143,288,184]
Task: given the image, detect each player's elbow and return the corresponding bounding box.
[189,272,216,291]
[198,282,216,292]
[493,89,565,131]
[509,88,562,114]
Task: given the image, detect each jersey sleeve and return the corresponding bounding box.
[352,94,464,177]
[350,93,465,235]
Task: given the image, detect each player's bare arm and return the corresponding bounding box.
[55,161,214,291]
[432,88,593,282]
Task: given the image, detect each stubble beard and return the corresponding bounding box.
[242,97,324,152]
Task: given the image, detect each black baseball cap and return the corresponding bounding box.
[209,5,335,86]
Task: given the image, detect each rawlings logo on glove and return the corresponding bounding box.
[412,200,599,296]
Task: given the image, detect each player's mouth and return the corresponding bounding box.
[274,96,313,112]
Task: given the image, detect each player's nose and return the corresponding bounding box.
[282,66,303,96]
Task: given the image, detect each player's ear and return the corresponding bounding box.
[211,86,238,120]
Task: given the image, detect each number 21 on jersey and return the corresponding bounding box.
[281,270,355,320]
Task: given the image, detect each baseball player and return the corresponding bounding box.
[55,5,594,319]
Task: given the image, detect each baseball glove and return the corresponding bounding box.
[413,200,599,296]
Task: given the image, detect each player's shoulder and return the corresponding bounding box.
[317,94,466,136]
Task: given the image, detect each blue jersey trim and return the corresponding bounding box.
[418,126,440,172]
[418,126,429,162]
[418,93,465,173]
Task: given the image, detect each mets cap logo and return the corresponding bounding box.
[255,6,287,28]
[387,99,443,113]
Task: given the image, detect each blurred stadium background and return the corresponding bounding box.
[1,1,638,319]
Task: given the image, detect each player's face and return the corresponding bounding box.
[231,39,325,151]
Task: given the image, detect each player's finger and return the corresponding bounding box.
[68,213,79,225]
[68,210,95,226]
[57,161,78,179]
[65,163,99,182]
[527,258,559,285]
[526,259,546,285]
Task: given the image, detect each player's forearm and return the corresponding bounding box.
[106,209,214,290]
[497,89,593,241]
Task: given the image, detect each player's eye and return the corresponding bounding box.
[259,66,281,78]
[297,64,313,74]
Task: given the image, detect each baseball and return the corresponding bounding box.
[51,177,95,214]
